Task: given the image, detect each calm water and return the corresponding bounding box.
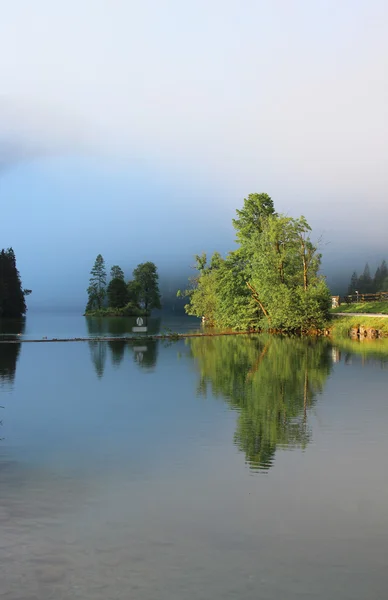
[0,311,202,340]
[1,315,388,599]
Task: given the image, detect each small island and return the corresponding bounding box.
[84,258,161,317]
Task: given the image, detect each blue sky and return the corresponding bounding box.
[1,0,387,307]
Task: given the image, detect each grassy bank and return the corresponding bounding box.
[330,315,388,337]
[331,301,388,314]
[84,307,148,317]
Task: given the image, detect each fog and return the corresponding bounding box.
[1,0,387,308]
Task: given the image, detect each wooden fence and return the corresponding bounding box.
[332,292,388,307]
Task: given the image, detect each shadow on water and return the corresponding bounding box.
[187,334,333,472]
[85,317,161,375]
[0,318,25,385]
[85,315,162,337]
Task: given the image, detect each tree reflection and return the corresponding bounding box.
[85,316,161,336]
[131,341,159,371]
[108,340,126,366]
[0,318,25,385]
[188,335,332,471]
[88,340,107,378]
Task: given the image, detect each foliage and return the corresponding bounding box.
[110,265,125,280]
[180,194,331,332]
[107,276,128,308]
[188,334,332,471]
[132,262,161,312]
[331,301,388,314]
[86,254,107,311]
[0,248,29,318]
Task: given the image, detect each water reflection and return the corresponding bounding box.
[88,339,160,375]
[132,341,159,370]
[188,335,333,471]
[108,339,126,366]
[0,318,25,385]
[88,340,107,378]
[85,316,161,337]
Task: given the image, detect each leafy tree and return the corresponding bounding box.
[180,194,331,332]
[86,254,107,311]
[177,253,222,325]
[233,193,275,244]
[107,265,128,308]
[127,279,141,305]
[0,248,29,318]
[132,262,161,313]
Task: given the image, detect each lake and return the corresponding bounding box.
[1,314,388,599]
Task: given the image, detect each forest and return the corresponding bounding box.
[347,261,388,295]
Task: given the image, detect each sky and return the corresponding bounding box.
[0,0,387,308]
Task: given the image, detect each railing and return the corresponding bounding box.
[332,292,388,307]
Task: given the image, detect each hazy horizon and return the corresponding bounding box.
[1,0,387,309]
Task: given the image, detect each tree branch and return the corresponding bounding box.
[246,281,270,319]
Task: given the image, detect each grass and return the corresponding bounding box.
[330,315,388,337]
[331,301,388,314]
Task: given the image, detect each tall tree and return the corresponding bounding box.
[358,263,372,293]
[180,193,331,332]
[132,262,161,313]
[0,248,29,318]
[107,264,128,308]
[86,254,107,311]
[233,193,275,244]
[347,271,358,295]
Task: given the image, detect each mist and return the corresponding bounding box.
[1,0,387,308]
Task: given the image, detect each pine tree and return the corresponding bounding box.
[358,263,372,293]
[86,254,107,311]
[0,248,29,318]
[107,265,128,308]
[347,271,358,295]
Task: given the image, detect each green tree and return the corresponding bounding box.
[107,265,128,308]
[110,265,124,280]
[0,248,29,318]
[241,212,330,331]
[180,194,331,332]
[132,262,161,313]
[86,254,107,311]
[233,193,275,244]
[177,253,222,325]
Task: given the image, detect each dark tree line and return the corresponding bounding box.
[347,260,388,295]
[85,254,161,315]
[0,248,31,318]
